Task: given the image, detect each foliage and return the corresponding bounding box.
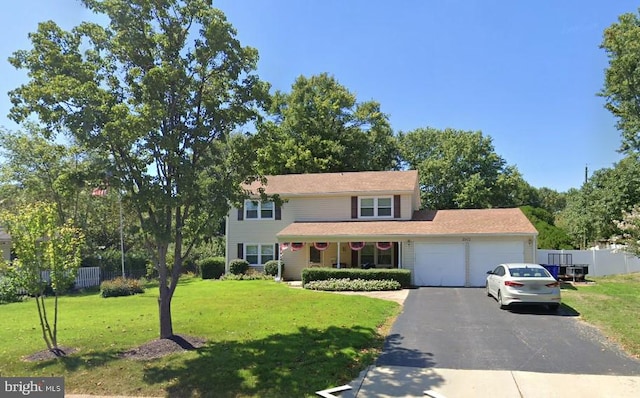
[1,202,84,351]
[0,268,22,304]
[398,127,536,209]
[0,279,398,397]
[100,277,145,298]
[8,0,268,338]
[600,11,640,154]
[198,257,225,280]
[535,187,566,214]
[302,268,411,288]
[520,206,574,249]
[304,278,401,291]
[557,156,640,248]
[263,260,284,276]
[255,73,398,174]
[228,259,250,275]
[220,271,273,280]
[614,205,640,256]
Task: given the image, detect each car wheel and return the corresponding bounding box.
[497,290,508,310]
[548,303,560,311]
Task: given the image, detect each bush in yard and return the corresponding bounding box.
[199,257,225,279]
[264,260,284,277]
[304,278,401,291]
[220,271,273,281]
[100,277,145,298]
[302,267,411,288]
[229,259,249,275]
[0,272,22,304]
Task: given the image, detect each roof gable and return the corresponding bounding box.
[243,170,418,196]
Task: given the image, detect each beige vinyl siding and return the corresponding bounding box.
[281,196,351,221]
[401,241,415,277]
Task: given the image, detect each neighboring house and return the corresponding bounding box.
[0,228,10,263]
[226,170,538,287]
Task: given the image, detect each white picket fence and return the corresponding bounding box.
[537,249,640,277]
[38,267,101,289]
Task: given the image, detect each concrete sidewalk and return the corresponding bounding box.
[341,366,640,398]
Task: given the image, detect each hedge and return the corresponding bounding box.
[199,257,225,279]
[301,267,411,288]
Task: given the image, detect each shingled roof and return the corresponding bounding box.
[243,170,418,196]
[276,208,537,240]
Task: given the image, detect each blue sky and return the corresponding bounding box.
[1,1,638,192]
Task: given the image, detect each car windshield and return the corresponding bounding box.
[508,268,549,278]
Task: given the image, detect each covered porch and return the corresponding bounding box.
[276,221,408,280]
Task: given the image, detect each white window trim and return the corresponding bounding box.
[244,243,275,266]
[244,200,275,220]
[358,196,393,219]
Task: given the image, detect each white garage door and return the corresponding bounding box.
[469,241,524,287]
[414,243,465,286]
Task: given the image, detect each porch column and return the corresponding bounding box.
[337,241,341,268]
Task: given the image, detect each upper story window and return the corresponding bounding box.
[245,200,274,220]
[359,197,393,218]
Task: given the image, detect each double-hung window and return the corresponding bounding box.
[245,200,274,220]
[245,244,275,266]
[359,197,393,218]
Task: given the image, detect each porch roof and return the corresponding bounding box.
[276,208,538,241]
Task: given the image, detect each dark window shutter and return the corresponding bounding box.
[237,204,244,221]
[275,243,280,260]
[393,242,399,267]
[275,203,281,220]
[237,243,243,259]
[394,195,401,219]
[351,249,359,267]
[351,196,358,219]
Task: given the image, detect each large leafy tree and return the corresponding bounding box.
[557,156,640,247]
[255,73,398,174]
[601,10,640,154]
[398,127,535,209]
[0,127,90,225]
[1,202,84,354]
[8,0,268,338]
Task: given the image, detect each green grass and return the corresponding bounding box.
[561,272,640,358]
[0,277,399,397]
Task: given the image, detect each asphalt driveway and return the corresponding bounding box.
[376,287,640,375]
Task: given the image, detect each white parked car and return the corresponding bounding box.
[486,263,561,310]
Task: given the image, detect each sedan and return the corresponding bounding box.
[486,263,561,310]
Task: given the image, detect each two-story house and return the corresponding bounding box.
[226,170,538,287]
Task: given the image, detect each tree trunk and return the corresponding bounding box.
[157,243,174,338]
[158,289,173,339]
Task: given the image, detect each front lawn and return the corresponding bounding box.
[561,272,640,358]
[0,278,399,397]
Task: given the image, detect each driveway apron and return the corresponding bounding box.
[376,287,640,375]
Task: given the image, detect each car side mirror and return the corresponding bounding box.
[486,270,493,275]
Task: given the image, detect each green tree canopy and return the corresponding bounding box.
[8,0,268,338]
[255,73,398,174]
[557,155,640,248]
[398,127,536,209]
[601,10,640,154]
[1,202,84,353]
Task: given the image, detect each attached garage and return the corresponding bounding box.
[414,242,466,286]
[469,240,525,287]
[413,238,530,287]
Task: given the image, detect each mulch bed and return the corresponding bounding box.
[22,335,207,362]
[120,334,208,360]
[23,347,78,362]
